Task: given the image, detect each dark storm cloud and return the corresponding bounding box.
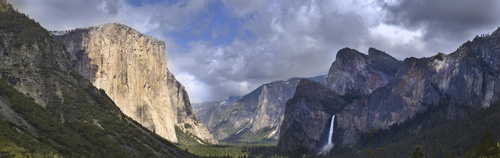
[382,0,500,42]
[7,0,500,103]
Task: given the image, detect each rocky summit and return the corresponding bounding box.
[52,24,217,144]
[325,47,402,96]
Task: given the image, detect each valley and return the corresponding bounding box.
[1,0,500,157]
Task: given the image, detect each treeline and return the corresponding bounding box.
[0,1,49,49]
[408,131,500,158]
[329,99,500,158]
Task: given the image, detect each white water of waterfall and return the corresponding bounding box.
[318,115,335,155]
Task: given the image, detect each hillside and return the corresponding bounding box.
[0,1,194,157]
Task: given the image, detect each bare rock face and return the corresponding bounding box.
[210,78,302,142]
[193,96,242,128]
[53,23,217,144]
[325,48,402,95]
[278,79,346,153]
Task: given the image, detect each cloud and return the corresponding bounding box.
[7,0,500,103]
[381,0,500,54]
[8,0,122,30]
[170,0,379,102]
[7,0,209,33]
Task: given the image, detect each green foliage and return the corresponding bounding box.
[0,120,61,157]
[332,99,500,158]
[175,125,208,147]
[180,142,286,158]
[363,128,385,158]
[185,123,193,129]
[410,146,427,158]
[0,2,49,49]
[0,72,193,157]
[175,126,284,157]
[0,0,196,156]
[222,125,278,144]
[465,131,500,158]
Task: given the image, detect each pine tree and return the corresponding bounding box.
[477,131,500,157]
[410,146,427,158]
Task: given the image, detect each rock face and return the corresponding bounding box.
[278,28,500,153]
[278,79,346,153]
[0,1,194,157]
[325,48,402,95]
[192,96,242,128]
[210,78,303,142]
[205,76,324,142]
[52,23,216,144]
[336,31,500,147]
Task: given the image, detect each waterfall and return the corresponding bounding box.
[328,115,335,144]
[318,114,335,155]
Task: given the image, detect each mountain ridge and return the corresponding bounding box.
[278,27,500,156]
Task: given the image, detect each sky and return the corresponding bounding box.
[8,0,500,103]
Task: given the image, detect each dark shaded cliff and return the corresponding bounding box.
[279,27,500,156]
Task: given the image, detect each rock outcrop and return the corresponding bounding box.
[325,48,402,95]
[278,79,346,153]
[52,23,217,144]
[278,28,500,153]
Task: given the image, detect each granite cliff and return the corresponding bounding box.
[0,1,194,157]
[205,76,325,143]
[278,79,346,153]
[52,24,217,144]
[325,47,402,95]
[192,96,242,128]
[279,28,500,154]
[210,78,302,142]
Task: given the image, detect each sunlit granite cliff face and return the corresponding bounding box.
[53,24,217,144]
[279,28,500,154]
[0,1,195,156]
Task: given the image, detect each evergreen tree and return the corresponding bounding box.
[477,131,500,157]
[410,146,427,158]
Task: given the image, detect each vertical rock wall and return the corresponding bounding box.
[54,23,217,144]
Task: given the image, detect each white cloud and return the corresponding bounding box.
[7,0,500,102]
